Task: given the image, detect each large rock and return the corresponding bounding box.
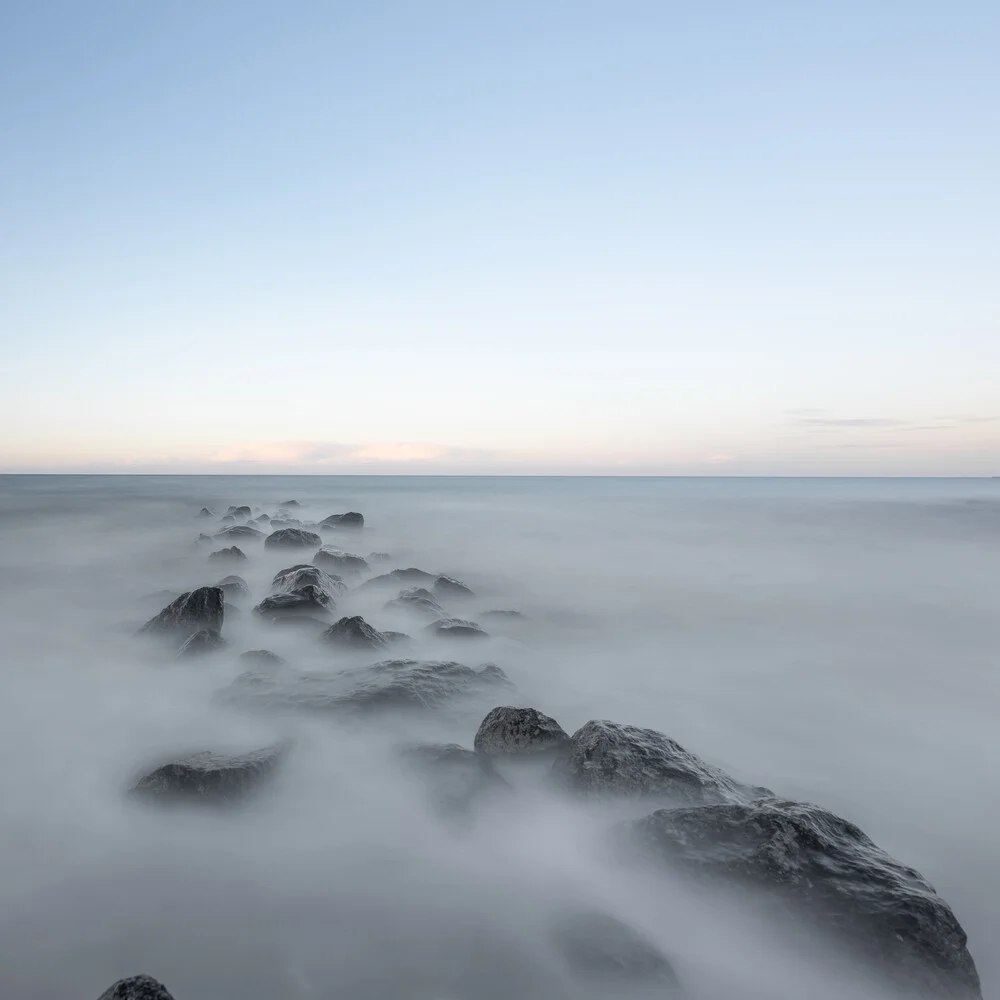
[176,628,225,658]
[218,659,510,716]
[474,706,570,756]
[213,524,264,542]
[322,615,389,651]
[265,527,322,550]
[255,587,333,620]
[551,720,765,804]
[399,742,510,816]
[272,564,346,598]
[628,799,981,999]
[129,742,289,805]
[97,975,175,1000]
[425,618,488,639]
[138,587,224,643]
[433,574,475,598]
[313,546,369,575]
[384,587,446,618]
[320,511,364,529]
[208,545,246,563]
[361,568,436,591]
[216,574,250,600]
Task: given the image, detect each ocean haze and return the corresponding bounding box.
[0,474,996,998]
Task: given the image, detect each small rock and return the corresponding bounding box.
[214,524,264,542]
[322,615,389,650]
[434,575,475,598]
[239,649,287,668]
[313,546,369,575]
[280,499,300,507]
[216,575,250,600]
[385,587,446,618]
[268,517,302,529]
[255,587,333,620]
[425,618,488,639]
[176,629,225,658]
[196,508,214,519]
[97,975,175,1000]
[208,545,246,563]
[265,527,322,550]
[474,706,570,756]
[138,587,224,643]
[481,609,528,621]
[320,511,364,529]
[220,514,235,523]
[226,505,252,518]
[272,564,346,598]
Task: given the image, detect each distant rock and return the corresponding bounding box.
[628,799,981,999]
[398,742,510,816]
[128,742,289,806]
[225,505,252,519]
[433,575,475,598]
[208,545,246,563]
[238,649,287,668]
[280,499,300,507]
[220,515,235,523]
[176,628,225,658]
[268,517,301,529]
[271,564,346,598]
[253,513,271,524]
[425,618,489,639]
[196,508,214,519]
[255,587,333,621]
[313,546,369,575]
[97,975,175,1000]
[474,706,570,756]
[481,609,528,621]
[551,719,767,804]
[216,574,250,600]
[384,587,446,618]
[214,524,264,542]
[265,527,322,550]
[368,551,391,563]
[320,511,364,529]
[195,533,213,545]
[322,615,389,651]
[138,587,224,643]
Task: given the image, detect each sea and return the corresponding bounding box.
[0,475,997,1000]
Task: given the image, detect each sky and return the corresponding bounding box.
[1,1,998,476]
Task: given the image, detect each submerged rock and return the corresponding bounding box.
[176,628,225,658]
[208,545,246,563]
[265,527,322,550]
[628,799,981,999]
[313,546,369,575]
[254,513,271,524]
[360,568,436,592]
[368,551,391,563]
[384,587,446,618]
[322,615,389,651]
[216,574,250,600]
[196,507,214,518]
[220,515,235,523]
[97,975,175,1000]
[320,511,364,529]
[425,617,489,639]
[272,564,346,598]
[268,517,302,529]
[474,706,570,756]
[481,609,528,621]
[433,574,475,598]
[239,649,287,668]
[129,742,289,806]
[226,505,252,519]
[214,524,264,542]
[399,742,510,816]
[138,587,224,643]
[280,499,300,507]
[551,719,765,804]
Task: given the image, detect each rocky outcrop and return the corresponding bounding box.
[265,527,322,550]
[213,524,264,542]
[474,706,570,756]
[128,742,289,806]
[433,575,475,598]
[322,615,389,651]
[97,975,175,1000]
[425,618,488,639]
[628,799,981,999]
[138,587,224,643]
[272,564,346,598]
[320,511,364,529]
[208,545,246,563]
[313,546,369,575]
[176,628,225,658]
[384,587,446,618]
[216,574,250,600]
[551,719,766,804]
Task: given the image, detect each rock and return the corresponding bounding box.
[433,575,475,598]
[138,587,224,643]
[272,564,346,598]
[226,505,252,518]
[220,514,235,523]
[129,742,289,806]
[628,799,981,999]
[322,615,389,651]
[382,630,411,644]
[176,628,225,658]
[254,513,271,524]
[265,527,322,550]
[481,609,528,621]
[223,601,241,618]
[268,517,302,529]
[196,508,214,518]
[208,545,246,563]
[474,706,570,756]
[239,649,287,668]
[320,511,364,529]
[549,911,680,988]
[280,499,300,507]
[214,524,264,542]
[195,533,213,544]
[218,659,511,715]
[425,618,489,639]
[551,720,765,804]
[216,574,250,600]
[255,587,334,620]
[313,546,369,575]
[384,587,446,618]
[399,742,510,816]
[368,551,391,563]
[97,975,175,1000]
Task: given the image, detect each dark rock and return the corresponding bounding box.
[129,742,289,806]
[255,587,334,620]
[384,587,446,618]
[226,505,252,518]
[208,545,246,563]
[138,587,224,643]
[216,574,250,600]
[176,628,225,658]
[399,742,510,816]
[628,799,981,999]
[214,524,264,542]
[265,527,322,550]
[196,508,214,518]
[97,975,175,1000]
[313,546,369,575]
[433,575,475,598]
[322,615,389,651]
[268,517,302,529]
[481,609,528,621]
[272,564,346,598]
[239,649,287,668]
[425,618,489,639]
[218,659,511,715]
[254,513,271,524]
[550,912,680,988]
[551,719,765,804]
[474,706,570,756]
[280,499,300,507]
[320,511,364,529]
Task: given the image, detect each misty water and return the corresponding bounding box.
[0,475,997,1000]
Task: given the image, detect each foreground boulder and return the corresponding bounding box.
[320,511,364,529]
[385,587,446,618]
[322,615,389,651]
[628,799,981,999]
[218,659,510,715]
[208,545,246,563]
[138,587,224,643]
[213,524,264,542]
[398,742,510,816]
[425,617,488,639]
[551,720,766,804]
[176,628,225,658]
[216,574,250,600]
[265,527,322,549]
[255,587,333,620]
[97,975,175,1000]
[129,742,289,805]
[313,546,369,575]
[433,574,475,598]
[474,706,570,756]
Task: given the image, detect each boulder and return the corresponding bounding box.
[433,575,475,598]
[216,574,250,600]
[271,564,346,598]
[255,587,333,620]
[425,618,489,639]
[384,587,446,618]
[398,742,510,816]
[225,505,252,518]
[628,799,981,999]
[474,706,570,756]
[313,546,369,575]
[128,742,289,805]
[254,513,271,524]
[322,615,389,651]
[268,517,302,529]
[265,527,322,550]
[238,649,287,668]
[97,975,175,1000]
[176,628,225,658]
[551,720,766,804]
[208,545,246,563]
[214,524,264,542]
[138,587,224,643]
[320,511,364,529]
[280,499,300,507]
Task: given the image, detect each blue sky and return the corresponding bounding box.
[1,1,997,474]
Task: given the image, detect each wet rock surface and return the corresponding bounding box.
[255,587,334,621]
[97,975,176,1000]
[138,587,224,643]
[474,706,570,756]
[628,799,981,998]
[271,564,346,598]
[216,574,250,600]
[264,527,322,550]
[313,546,369,575]
[433,574,475,598]
[322,615,390,650]
[175,628,225,658]
[320,511,364,529]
